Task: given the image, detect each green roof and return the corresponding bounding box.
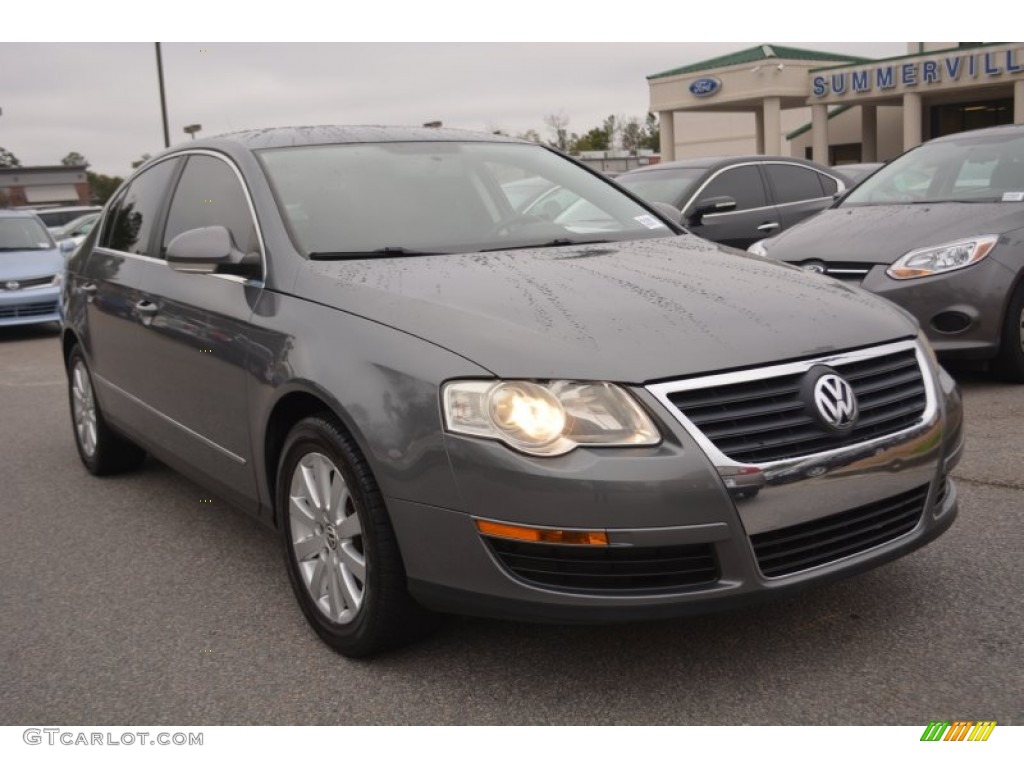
[785,105,853,141]
[648,44,869,80]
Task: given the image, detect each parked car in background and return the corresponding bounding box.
[31,205,102,233]
[62,126,961,656]
[616,156,849,249]
[750,124,1024,382]
[831,162,884,184]
[0,209,68,327]
[53,212,100,247]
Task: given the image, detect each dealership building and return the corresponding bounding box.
[648,42,1024,164]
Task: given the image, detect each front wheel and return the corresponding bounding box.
[993,283,1024,382]
[278,414,437,657]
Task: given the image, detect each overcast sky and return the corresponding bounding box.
[1,42,909,176]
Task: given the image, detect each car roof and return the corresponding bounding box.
[620,155,829,176]
[190,125,527,151]
[0,209,44,219]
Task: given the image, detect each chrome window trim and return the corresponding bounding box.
[684,160,846,218]
[646,339,936,472]
[96,149,267,284]
[93,372,247,465]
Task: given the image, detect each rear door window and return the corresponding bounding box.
[765,164,830,204]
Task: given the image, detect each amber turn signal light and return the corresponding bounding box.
[475,519,608,546]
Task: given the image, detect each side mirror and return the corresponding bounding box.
[687,195,737,225]
[59,238,76,253]
[165,226,258,274]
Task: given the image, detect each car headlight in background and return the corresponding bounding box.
[443,380,660,456]
[887,235,998,280]
[51,273,62,287]
[747,238,771,257]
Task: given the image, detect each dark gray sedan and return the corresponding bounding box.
[62,127,961,656]
[752,125,1024,382]
[616,155,848,249]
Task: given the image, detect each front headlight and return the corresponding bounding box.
[887,235,998,280]
[51,273,62,287]
[442,380,661,457]
[747,238,771,257]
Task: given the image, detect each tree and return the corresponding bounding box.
[641,112,661,152]
[517,129,542,144]
[621,117,643,154]
[570,126,611,153]
[86,171,123,205]
[62,151,88,167]
[601,115,620,151]
[131,153,152,170]
[544,111,571,152]
[0,147,20,168]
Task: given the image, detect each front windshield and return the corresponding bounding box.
[844,131,1024,206]
[616,167,706,206]
[258,141,673,256]
[0,217,55,251]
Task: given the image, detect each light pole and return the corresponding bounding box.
[155,43,170,149]
[183,124,202,140]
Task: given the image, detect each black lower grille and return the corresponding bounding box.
[0,301,58,319]
[750,484,928,577]
[485,537,718,592]
[668,347,927,463]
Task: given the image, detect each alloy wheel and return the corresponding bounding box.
[288,452,366,624]
[71,360,98,458]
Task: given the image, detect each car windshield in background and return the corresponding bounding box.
[615,167,706,206]
[843,132,1024,206]
[257,141,672,257]
[0,217,54,251]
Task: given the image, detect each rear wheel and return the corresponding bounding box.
[994,283,1024,382]
[278,414,437,657]
[67,345,146,475]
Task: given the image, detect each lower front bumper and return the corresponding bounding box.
[390,478,958,623]
[0,286,61,327]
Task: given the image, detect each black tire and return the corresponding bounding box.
[994,282,1024,383]
[277,414,437,657]
[67,344,147,475]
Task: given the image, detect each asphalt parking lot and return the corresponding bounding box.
[1,324,1021,725]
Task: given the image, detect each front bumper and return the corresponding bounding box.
[388,340,962,622]
[0,284,61,327]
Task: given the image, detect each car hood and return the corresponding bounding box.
[0,248,63,281]
[296,236,916,381]
[766,203,1024,264]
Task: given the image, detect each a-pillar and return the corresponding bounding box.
[903,92,923,151]
[861,105,878,162]
[811,104,829,164]
[658,111,676,161]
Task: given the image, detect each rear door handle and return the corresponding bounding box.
[757,222,780,232]
[135,300,159,317]
[80,283,97,295]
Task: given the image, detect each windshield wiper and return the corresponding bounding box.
[308,247,447,260]
[479,238,613,253]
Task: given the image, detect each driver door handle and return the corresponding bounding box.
[757,222,781,232]
[135,300,159,317]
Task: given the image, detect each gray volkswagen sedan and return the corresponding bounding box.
[63,127,962,656]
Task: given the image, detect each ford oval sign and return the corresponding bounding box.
[689,77,722,97]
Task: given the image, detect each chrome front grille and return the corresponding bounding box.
[651,342,929,465]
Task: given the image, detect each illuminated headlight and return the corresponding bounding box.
[747,239,770,257]
[887,235,998,280]
[443,380,661,457]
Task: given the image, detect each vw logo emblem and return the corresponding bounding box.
[813,374,858,429]
[4,281,19,291]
